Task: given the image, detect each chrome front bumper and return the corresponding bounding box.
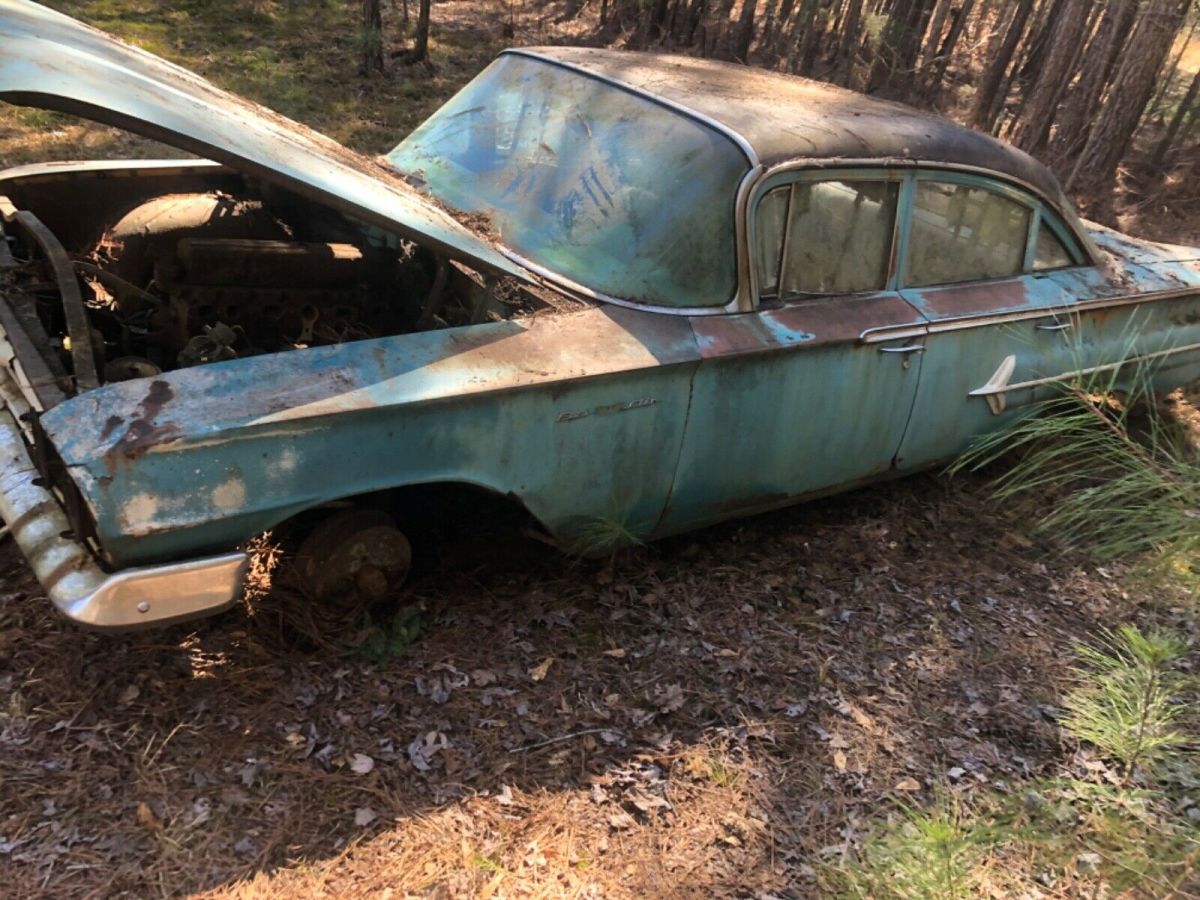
[0,395,248,630]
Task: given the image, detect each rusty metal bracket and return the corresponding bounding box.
[2,207,99,392]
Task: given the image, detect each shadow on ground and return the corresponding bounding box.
[0,472,1132,897]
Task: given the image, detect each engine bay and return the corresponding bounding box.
[0,171,588,392]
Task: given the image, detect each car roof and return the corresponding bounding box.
[515,47,1065,206]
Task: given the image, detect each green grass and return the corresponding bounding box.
[835,627,1199,897]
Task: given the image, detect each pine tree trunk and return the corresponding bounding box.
[733,0,761,60]
[867,0,935,95]
[361,0,385,76]
[1050,0,1129,161]
[923,0,976,96]
[834,0,866,84]
[410,0,431,62]
[971,0,1036,130]
[1069,0,1192,191]
[1151,67,1200,169]
[1147,15,1198,120]
[1010,0,1092,156]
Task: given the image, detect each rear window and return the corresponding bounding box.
[389,54,751,308]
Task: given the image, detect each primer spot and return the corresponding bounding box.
[267,448,298,478]
[212,477,246,511]
[120,493,159,529]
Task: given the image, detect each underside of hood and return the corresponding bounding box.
[0,0,529,281]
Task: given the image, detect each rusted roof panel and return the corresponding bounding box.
[523,47,1067,205]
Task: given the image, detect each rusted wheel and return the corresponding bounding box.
[294,509,412,604]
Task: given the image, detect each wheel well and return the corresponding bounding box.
[276,481,551,568]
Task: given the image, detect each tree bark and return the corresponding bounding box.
[1069,0,1192,191]
[867,0,936,95]
[1010,0,1092,156]
[409,0,431,63]
[834,0,866,84]
[733,0,760,60]
[360,0,385,76]
[923,0,976,96]
[1145,14,1199,121]
[1050,0,1130,160]
[971,0,1036,130]
[1151,66,1200,169]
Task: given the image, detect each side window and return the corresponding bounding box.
[906,181,1031,287]
[1033,216,1076,271]
[756,179,898,298]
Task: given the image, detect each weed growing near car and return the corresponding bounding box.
[836,626,1198,896]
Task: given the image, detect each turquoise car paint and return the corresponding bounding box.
[39,306,701,566]
[661,293,928,532]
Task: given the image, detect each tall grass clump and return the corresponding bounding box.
[951,341,1200,585]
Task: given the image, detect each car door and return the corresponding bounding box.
[888,173,1125,469]
[656,170,927,536]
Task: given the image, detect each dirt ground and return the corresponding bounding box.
[1,2,1199,898]
[6,470,1192,898]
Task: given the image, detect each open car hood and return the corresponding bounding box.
[0,0,529,281]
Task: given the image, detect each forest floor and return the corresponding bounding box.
[1,1,1199,897]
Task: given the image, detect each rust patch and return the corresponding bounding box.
[920,279,1031,317]
[105,378,179,467]
[99,415,124,441]
[139,379,174,420]
[691,293,923,358]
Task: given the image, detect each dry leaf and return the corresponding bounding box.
[471,669,497,687]
[603,648,626,658]
[894,777,922,792]
[832,750,848,772]
[529,657,554,682]
[848,704,875,731]
[136,801,162,831]
[608,810,636,830]
[349,753,375,775]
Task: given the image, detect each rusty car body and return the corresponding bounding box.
[1,1,1198,629]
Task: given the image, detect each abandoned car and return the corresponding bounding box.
[0,1,1198,629]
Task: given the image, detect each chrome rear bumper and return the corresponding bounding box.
[0,396,247,630]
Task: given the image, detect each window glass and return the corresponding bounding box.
[389,55,749,308]
[906,182,1031,287]
[778,180,898,295]
[1033,218,1075,270]
[756,187,789,296]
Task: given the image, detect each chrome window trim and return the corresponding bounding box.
[859,285,1200,343]
[756,157,1100,269]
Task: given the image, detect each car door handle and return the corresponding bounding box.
[877,344,926,353]
[1035,321,1073,332]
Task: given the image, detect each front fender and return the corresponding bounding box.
[42,306,700,565]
